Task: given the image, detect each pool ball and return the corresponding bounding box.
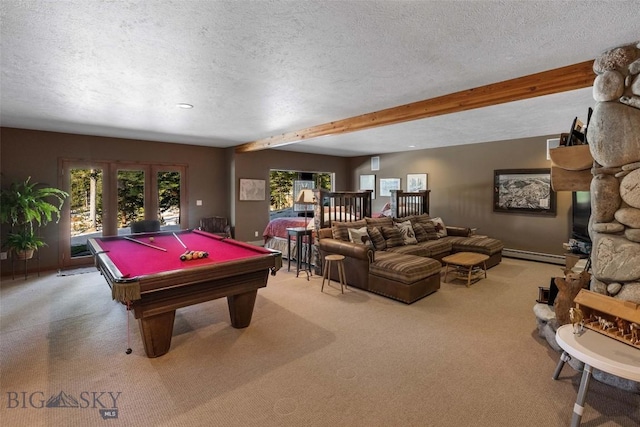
[149,237,154,242]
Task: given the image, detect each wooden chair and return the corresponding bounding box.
[199,216,231,238]
[130,219,161,233]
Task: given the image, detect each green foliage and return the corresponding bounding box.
[70,169,103,216]
[0,176,68,253]
[270,171,297,210]
[117,170,145,226]
[0,177,69,234]
[158,171,180,214]
[5,230,47,251]
[269,171,333,211]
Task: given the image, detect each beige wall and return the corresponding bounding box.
[1,127,573,273]
[350,135,572,255]
[0,128,230,271]
[231,149,351,242]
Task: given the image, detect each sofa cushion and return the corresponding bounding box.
[348,226,372,247]
[332,219,367,241]
[367,227,386,251]
[430,217,447,237]
[408,214,431,225]
[370,252,442,285]
[408,215,439,239]
[415,239,453,257]
[412,222,429,242]
[365,217,393,228]
[394,219,418,245]
[381,226,404,248]
[443,236,504,256]
[385,244,430,257]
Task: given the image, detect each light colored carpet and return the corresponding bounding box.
[1,258,638,426]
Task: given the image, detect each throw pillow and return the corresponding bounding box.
[332,220,367,241]
[367,227,387,251]
[381,226,405,248]
[365,216,393,228]
[412,223,429,243]
[394,220,417,245]
[410,214,432,227]
[348,227,372,247]
[421,221,440,240]
[430,217,447,238]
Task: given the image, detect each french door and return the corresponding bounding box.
[59,160,187,268]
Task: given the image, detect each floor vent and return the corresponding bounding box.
[503,248,565,265]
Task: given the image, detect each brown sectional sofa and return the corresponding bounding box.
[317,214,504,304]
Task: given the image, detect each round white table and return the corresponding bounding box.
[552,324,640,426]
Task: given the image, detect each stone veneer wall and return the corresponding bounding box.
[589,42,640,303]
[534,42,640,393]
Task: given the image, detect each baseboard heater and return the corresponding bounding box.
[502,248,565,265]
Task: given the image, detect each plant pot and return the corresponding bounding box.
[16,249,34,260]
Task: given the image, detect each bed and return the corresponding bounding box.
[262,189,373,263]
[389,189,430,217]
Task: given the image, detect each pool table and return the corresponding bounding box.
[88,229,281,358]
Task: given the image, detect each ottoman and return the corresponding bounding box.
[368,252,442,304]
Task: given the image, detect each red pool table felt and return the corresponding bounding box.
[93,230,272,279]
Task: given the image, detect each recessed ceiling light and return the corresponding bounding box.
[408,145,416,148]
[176,103,194,109]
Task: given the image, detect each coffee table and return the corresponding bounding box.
[442,252,489,287]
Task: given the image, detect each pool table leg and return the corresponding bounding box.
[138,310,176,358]
[227,290,258,328]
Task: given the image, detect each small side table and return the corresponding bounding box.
[286,227,313,280]
[553,324,640,427]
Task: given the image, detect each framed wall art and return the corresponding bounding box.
[406,173,428,192]
[359,174,376,199]
[239,179,266,201]
[493,169,556,215]
[379,178,401,197]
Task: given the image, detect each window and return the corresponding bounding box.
[60,160,187,268]
[269,170,332,219]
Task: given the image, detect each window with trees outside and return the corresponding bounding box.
[60,160,187,268]
[269,170,332,220]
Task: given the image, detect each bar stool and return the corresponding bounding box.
[322,254,347,293]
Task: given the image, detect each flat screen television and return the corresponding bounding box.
[572,191,591,243]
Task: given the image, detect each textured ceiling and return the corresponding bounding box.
[1,1,638,156]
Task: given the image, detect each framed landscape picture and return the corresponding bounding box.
[239,179,266,201]
[379,178,401,197]
[359,174,376,199]
[493,169,556,215]
[406,173,427,192]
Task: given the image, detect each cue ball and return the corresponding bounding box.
[149,237,154,242]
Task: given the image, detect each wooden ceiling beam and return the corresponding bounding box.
[235,59,595,153]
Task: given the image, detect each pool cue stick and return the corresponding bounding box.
[173,232,188,250]
[123,236,167,252]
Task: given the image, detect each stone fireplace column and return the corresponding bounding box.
[588,42,640,303]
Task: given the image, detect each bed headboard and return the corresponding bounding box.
[314,189,373,229]
[390,189,430,218]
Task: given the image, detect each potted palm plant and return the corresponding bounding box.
[0,177,69,260]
